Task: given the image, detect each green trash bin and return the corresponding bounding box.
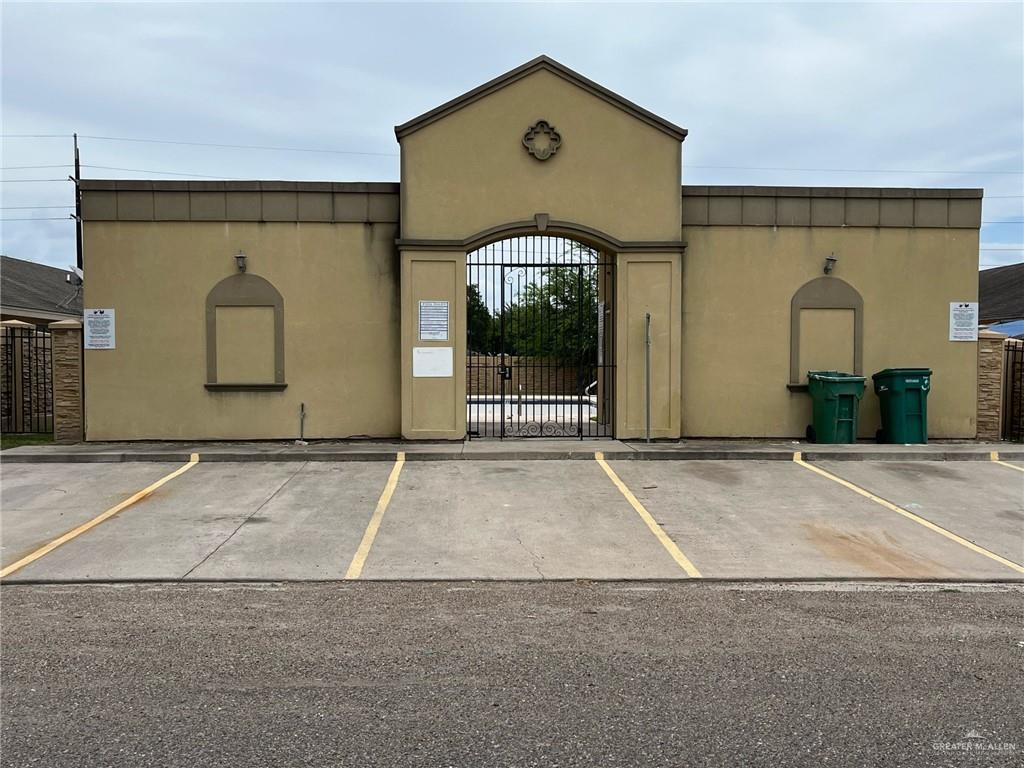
[806,371,866,444]
[872,368,932,444]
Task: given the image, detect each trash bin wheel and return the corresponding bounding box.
[806,424,817,444]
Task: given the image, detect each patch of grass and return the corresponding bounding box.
[1,432,54,451]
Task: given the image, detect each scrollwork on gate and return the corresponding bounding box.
[505,421,581,438]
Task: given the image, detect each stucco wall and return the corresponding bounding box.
[680,225,980,438]
[400,68,682,243]
[83,220,401,440]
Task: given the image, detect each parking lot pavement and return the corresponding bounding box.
[7,462,305,580]
[187,461,395,580]
[361,460,685,579]
[0,455,1020,582]
[607,459,1020,579]
[816,460,1024,565]
[0,462,183,571]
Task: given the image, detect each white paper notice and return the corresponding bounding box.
[84,308,116,349]
[418,300,449,341]
[949,302,978,342]
[412,346,453,377]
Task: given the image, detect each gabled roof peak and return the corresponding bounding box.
[395,55,687,141]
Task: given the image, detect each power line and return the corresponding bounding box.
[0,179,68,183]
[687,164,1023,175]
[5,132,1022,175]
[0,205,74,210]
[79,134,400,158]
[0,164,73,170]
[979,247,1024,250]
[82,164,243,179]
[0,133,72,138]
[0,216,72,221]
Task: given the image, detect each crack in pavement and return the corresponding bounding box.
[513,531,546,579]
[180,462,309,579]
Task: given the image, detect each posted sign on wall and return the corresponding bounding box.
[84,308,116,349]
[418,300,449,341]
[949,302,978,342]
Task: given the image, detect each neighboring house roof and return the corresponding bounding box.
[394,55,688,142]
[979,262,1024,324]
[1,255,82,321]
[988,319,1024,339]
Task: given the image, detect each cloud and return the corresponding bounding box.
[2,2,1021,268]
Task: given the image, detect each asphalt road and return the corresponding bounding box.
[2,582,1022,767]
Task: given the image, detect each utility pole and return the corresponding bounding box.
[73,132,83,270]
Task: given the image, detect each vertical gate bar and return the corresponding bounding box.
[516,236,521,436]
[528,237,533,434]
[33,329,39,433]
[15,330,24,433]
[468,252,473,438]
[544,236,549,434]
[500,249,505,439]
[577,258,583,439]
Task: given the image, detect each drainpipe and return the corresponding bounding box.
[645,312,652,443]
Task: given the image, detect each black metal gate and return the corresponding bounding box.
[1,326,54,435]
[467,236,615,438]
[1005,339,1024,442]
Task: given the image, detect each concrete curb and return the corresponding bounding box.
[2,576,1022,586]
[3,449,1022,463]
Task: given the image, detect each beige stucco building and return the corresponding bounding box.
[79,56,983,441]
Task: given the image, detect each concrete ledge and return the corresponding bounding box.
[3,442,1021,463]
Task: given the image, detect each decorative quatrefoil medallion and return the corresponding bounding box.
[522,120,562,161]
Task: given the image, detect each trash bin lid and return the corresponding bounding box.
[807,370,866,382]
[872,368,932,379]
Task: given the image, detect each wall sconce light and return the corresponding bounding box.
[824,252,838,275]
[235,251,247,273]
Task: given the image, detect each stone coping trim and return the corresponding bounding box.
[681,185,983,229]
[80,180,982,229]
[682,186,983,198]
[79,180,401,192]
[81,181,400,224]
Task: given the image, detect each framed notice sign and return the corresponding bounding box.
[418,300,449,341]
[412,346,453,377]
[84,308,116,349]
[949,302,978,342]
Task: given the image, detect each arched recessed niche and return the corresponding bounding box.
[205,273,286,391]
[789,276,863,388]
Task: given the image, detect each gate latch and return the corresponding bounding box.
[498,365,513,381]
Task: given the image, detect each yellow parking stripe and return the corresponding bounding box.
[344,452,405,580]
[595,452,702,578]
[0,453,200,579]
[793,452,1024,575]
[991,451,1024,473]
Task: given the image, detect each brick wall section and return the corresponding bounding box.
[976,329,1007,441]
[49,320,83,443]
[467,355,582,396]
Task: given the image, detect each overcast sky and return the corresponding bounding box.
[2,2,1022,270]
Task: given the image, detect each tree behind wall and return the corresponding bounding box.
[503,265,598,366]
[467,284,498,354]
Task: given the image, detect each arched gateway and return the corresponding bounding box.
[466,234,615,438]
[396,56,686,440]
